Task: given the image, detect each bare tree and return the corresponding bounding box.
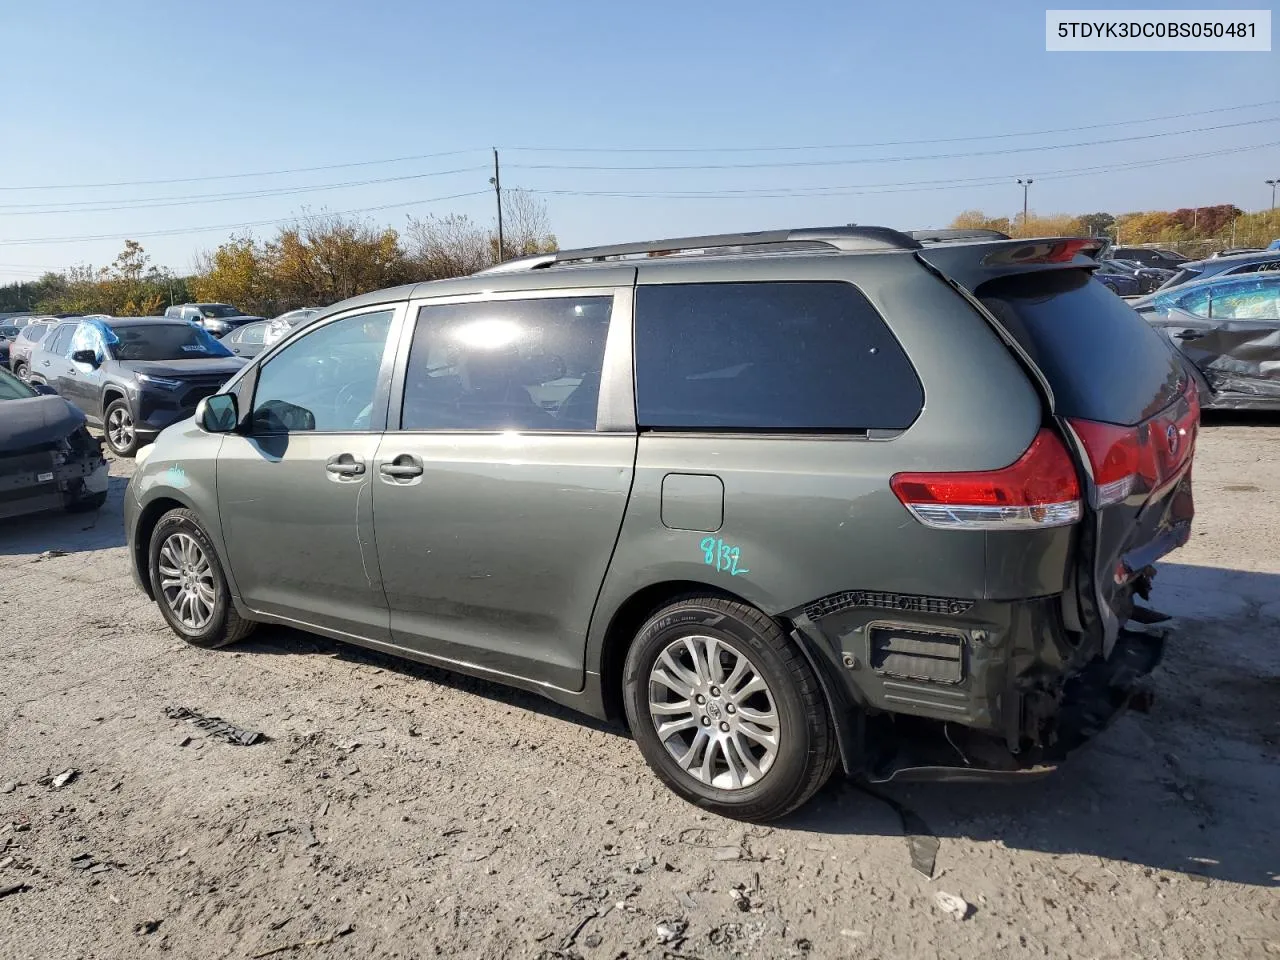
[404,213,492,279]
[500,188,557,258]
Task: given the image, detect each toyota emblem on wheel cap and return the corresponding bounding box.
[1166,423,1179,454]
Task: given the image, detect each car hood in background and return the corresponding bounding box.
[118,358,246,379]
[0,394,86,453]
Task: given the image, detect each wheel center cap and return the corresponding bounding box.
[706,700,722,721]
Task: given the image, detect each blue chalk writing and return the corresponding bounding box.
[699,536,749,576]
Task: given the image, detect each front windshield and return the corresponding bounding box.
[0,325,19,339]
[108,323,235,361]
[0,366,38,400]
[199,304,242,318]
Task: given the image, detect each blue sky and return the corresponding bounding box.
[1,0,1277,283]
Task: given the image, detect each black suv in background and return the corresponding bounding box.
[27,317,244,456]
[164,303,264,337]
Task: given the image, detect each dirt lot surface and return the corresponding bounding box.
[2,420,1278,960]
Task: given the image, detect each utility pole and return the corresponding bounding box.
[490,148,505,263]
[1016,178,1033,227]
[1268,178,1278,211]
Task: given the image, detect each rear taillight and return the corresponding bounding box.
[1068,380,1199,508]
[891,429,1082,530]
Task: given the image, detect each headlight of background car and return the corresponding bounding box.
[136,374,184,390]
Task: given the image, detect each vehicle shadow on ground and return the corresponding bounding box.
[229,563,1278,888]
[0,475,129,556]
[237,625,624,738]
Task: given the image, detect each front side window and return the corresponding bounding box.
[634,281,923,431]
[400,296,612,432]
[71,321,109,363]
[251,310,392,434]
[1205,278,1280,320]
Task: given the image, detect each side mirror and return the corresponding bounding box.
[33,383,58,396]
[197,393,239,433]
[71,349,100,366]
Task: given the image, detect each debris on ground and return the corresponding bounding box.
[730,886,752,912]
[934,891,974,921]
[250,924,354,958]
[655,919,687,945]
[134,919,163,935]
[0,781,16,794]
[39,768,79,789]
[712,846,742,861]
[31,550,68,563]
[0,882,31,898]
[163,706,266,746]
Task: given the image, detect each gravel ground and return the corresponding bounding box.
[1,419,1278,960]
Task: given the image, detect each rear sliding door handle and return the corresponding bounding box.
[379,455,423,479]
[325,454,365,476]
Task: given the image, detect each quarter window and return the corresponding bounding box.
[400,296,612,432]
[634,281,923,431]
[251,310,392,434]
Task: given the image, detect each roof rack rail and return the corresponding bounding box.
[908,228,1012,243]
[474,226,921,274]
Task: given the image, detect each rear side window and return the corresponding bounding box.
[978,269,1185,426]
[1164,267,1202,288]
[44,324,74,355]
[634,281,922,431]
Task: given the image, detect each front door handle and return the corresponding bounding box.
[325,453,365,476]
[1175,330,1205,341]
[379,455,424,479]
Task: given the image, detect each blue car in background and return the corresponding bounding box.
[1094,261,1142,296]
[1157,247,1280,291]
[1133,272,1280,411]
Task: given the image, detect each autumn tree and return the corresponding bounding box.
[190,235,272,315]
[1077,212,1115,237]
[950,210,1012,234]
[266,213,412,309]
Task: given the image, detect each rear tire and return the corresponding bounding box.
[13,361,28,381]
[622,595,837,822]
[148,508,256,649]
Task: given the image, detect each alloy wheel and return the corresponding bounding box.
[157,532,215,630]
[107,406,134,452]
[647,635,781,790]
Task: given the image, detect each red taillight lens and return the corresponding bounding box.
[891,429,1082,530]
[1069,380,1198,508]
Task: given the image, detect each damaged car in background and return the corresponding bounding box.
[1135,272,1280,411]
[0,366,108,520]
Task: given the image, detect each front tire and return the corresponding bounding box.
[13,361,28,381]
[622,596,837,822]
[148,508,256,649]
[103,398,139,457]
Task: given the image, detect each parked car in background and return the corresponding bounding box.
[1094,261,1142,296]
[164,303,263,338]
[7,319,56,380]
[1211,248,1264,258]
[1157,248,1280,292]
[264,307,323,346]
[0,324,20,367]
[125,225,1197,822]
[1110,246,1188,270]
[1103,259,1174,294]
[220,320,271,359]
[1267,239,1280,250]
[1134,272,1280,410]
[0,366,108,519]
[28,316,245,456]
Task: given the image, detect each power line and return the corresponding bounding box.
[508,116,1280,171]
[506,99,1280,153]
[0,166,489,216]
[0,149,487,193]
[0,190,491,246]
[519,140,1280,200]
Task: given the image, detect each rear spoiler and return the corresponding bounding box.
[908,228,1011,243]
[916,237,1105,290]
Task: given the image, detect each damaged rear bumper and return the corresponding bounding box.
[865,622,1166,784]
[0,441,108,520]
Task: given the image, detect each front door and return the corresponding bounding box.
[216,306,402,641]
[371,288,636,691]
[65,321,107,420]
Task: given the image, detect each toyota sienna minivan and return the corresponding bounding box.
[125,226,1197,821]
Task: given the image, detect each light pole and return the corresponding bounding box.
[1268,178,1278,211]
[1016,178,1033,227]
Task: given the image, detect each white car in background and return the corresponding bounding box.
[264,307,323,346]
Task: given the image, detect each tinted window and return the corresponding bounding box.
[44,324,75,355]
[1164,267,1203,288]
[19,324,47,342]
[978,269,1185,426]
[198,304,241,318]
[236,323,266,345]
[634,281,922,431]
[108,323,234,361]
[1205,276,1280,320]
[401,296,612,432]
[252,310,392,433]
[0,325,18,339]
[1174,287,1212,317]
